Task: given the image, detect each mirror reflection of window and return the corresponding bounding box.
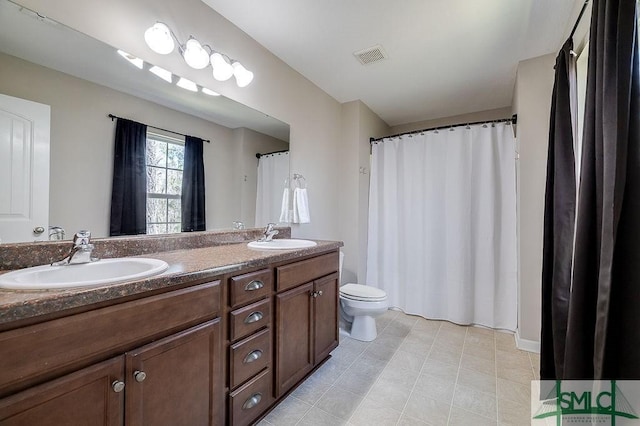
[146,132,185,234]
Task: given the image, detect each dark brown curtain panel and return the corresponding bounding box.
[109,118,147,236]
[181,135,206,232]
[541,39,577,380]
[564,0,640,379]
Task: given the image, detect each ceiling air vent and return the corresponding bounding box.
[353,45,387,65]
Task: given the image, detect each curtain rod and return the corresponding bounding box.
[569,0,590,40]
[107,114,211,143]
[256,149,289,159]
[370,115,517,143]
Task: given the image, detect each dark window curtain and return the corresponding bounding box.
[109,118,147,236]
[540,39,577,380]
[564,0,640,379]
[182,136,206,232]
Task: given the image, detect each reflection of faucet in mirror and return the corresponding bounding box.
[257,223,279,242]
[233,221,245,230]
[48,226,65,241]
[52,230,99,265]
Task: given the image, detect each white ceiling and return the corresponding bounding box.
[202,0,579,126]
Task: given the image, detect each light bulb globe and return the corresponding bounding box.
[233,62,254,87]
[210,52,234,81]
[144,23,174,55]
[182,38,209,69]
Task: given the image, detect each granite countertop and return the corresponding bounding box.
[0,240,342,327]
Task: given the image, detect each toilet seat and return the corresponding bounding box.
[340,283,387,302]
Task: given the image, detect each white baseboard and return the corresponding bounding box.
[515,328,540,353]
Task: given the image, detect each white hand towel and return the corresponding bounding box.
[279,188,291,223]
[293,188,310,224]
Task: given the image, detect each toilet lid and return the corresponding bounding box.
[340,283,387,301]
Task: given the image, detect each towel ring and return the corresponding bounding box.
[293,173,306,189]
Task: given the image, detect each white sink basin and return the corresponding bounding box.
[247,239,317,250]
[0,258,169,290]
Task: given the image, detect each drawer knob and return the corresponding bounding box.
[244,280,264,291]
[242,393,262,410]
[243,349,263,364]
[244,311,264,324]
[112,380,125,393]
[134,370,147,382]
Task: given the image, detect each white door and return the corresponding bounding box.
[0,94,50,243]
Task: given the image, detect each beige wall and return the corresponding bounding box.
[19,0,343,241]
[339,101,390,284]
[512,53,556,344]
[0,52,261,236]
[389,107,513,135]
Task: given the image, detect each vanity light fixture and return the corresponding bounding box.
[149,65,173,83]
[117,50,144,69]
[202,87,221,96]
[176,77,198,92]
[144,21,255,87]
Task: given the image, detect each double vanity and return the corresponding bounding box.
[0,229,342,425]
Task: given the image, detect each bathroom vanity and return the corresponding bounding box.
[0,237,341,425]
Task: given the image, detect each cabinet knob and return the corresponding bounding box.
[311,290,323,298]
[244,311,264,324]
[317,290,323,296]
[244,280,264,291]
[243,349,263,364]
[134,370,147,382]
[242,393,262,410]
[111,380,125,393]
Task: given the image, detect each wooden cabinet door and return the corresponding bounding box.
[0,356,124,426]
[125,319,222,426]
[275,282,314,397]
[314,273,339,363]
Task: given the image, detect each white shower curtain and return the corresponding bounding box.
[366,123,517,330]
[255,151,289,227]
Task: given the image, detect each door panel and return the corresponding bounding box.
[125,319,222,426]
[0,94,49,243]
[0,356,124,426]
[275,282,313,397]
[314,273,339,362]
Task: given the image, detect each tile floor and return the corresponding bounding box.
[258,309,539,426]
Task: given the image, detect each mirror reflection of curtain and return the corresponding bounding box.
[255,151,290,227]
[109,118,147,236]
[182,136,206,232]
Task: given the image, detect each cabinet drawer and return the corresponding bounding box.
[229,298,271,342]
[229,328,271,389]
[228,368,273,426]
[276,251,339,291]
[0,281,221,397]
[229,269,272,308]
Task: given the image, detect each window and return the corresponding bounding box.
[146,132,184,234]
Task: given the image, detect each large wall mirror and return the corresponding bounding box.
[0,0,290,243]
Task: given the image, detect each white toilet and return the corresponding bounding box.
[339,252,388,342]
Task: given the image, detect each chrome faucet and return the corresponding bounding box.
[257,223,279,242]
[48,226,65,241]
[52,230,99,266]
